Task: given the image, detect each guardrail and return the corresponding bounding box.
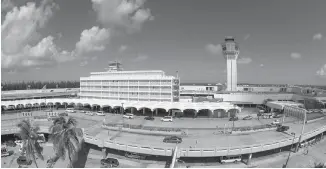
[2,118,326,158]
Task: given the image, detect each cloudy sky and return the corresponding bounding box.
[1,0,326,85]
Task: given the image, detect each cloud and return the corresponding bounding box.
[133,54,148,62]
[290,52,302,59]
[118,45,127,52]
[238,57,252,64]
[244,34,250,41]
[313,33,323,40]
[75,26,111,55]
[91,0,154,33]
[316,64,326,77]
[205,44,222,55]
[260,64,264,67]
[80,60,88,67]
[0,0,71,71]
[1,0,14,11]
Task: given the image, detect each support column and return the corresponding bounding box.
[131,108,135,114]
[101,147,107,159]
[247,153,252,165]
[143,108,145,115]
[155,109,158,116]
[228,111,230,118]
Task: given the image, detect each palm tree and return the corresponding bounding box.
[47,117,84,168]
[16,120,44,168]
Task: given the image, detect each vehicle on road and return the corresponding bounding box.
[229,116,239,121]
[276,125,289,132]
[100,158,119,168]
[17,156,32,166]
[96,111,105,116]
[80,110,86,113]
[220,155,242,164]
[123,113,134,119]
[163,136,182,143]
[65,108,76,113]
[125,152,146,160]
[161,116,173,122]
[242,115,253,120]
[271,119,280,125]
[86,111,94,116]
[144,116,155,120]
[273,114,283,118]
[1,145,10,157]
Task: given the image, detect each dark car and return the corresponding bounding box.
[163,136,182,144]
[100,158,119,168]
[276,125,290,132]
[273,114,283,118]
[59,112,68,116]
[6,140,17,147]
[229,117,239,121]
[144,116,155,121]
[17,156,32,166]
[125,152,146,160]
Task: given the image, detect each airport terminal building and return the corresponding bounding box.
[79,61,180,102]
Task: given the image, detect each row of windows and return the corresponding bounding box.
[79,96,172,102]
[81,91,172,95]
[80,93,172,98]
[81,80,173,83]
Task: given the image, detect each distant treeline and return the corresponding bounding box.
[1,81,80,91]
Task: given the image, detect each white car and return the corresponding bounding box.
[123,113,134,119]
[65,108,76,113]
[161,116,173,122]
[96,111,105,116]
[86,111,94,116]
[272,120,280,125]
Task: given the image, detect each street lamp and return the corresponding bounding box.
[283,132,296,168]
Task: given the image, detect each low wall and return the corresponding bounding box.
[102,125,182,136]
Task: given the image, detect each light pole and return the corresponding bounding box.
[295,110,306,152]
[283,132,296,168]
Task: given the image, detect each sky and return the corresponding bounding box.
[1,0,326,85]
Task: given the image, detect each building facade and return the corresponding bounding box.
[222,36,239,91]
[79,61,180,102]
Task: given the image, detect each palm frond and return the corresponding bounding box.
[67,117,78,128]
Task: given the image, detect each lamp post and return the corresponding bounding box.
[283,132,296,168]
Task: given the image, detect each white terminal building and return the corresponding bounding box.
[80,61,180,102]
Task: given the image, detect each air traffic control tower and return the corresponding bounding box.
[222,36,239,91]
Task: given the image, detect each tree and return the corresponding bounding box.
[47,117,84,168]
[16,120,44,168]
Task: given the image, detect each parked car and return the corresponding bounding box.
[86,111,94,116]
[276,125,290,132]
[80,110,86,113]
[242,115,253,120]
[65,108,76,113]
[161,116,173,122]
[17,156,32,166]
[163,136,182,143]
[100,158,119,168]
[96,111,105,116]
[59,112,68,116]
[271,120,280,125]
[229,116,239,121]
[273,114,283,118]
[123,113,134,119]
[125,152,146,160]
[144,116,155,120]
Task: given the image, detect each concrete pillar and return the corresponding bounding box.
[228,111,230,118]
[247,153,252,165]
[321,132,324,139]
[131,108,135,114]
[143,108,145,115]
[101,147,107,159]
[155,109,158,116]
